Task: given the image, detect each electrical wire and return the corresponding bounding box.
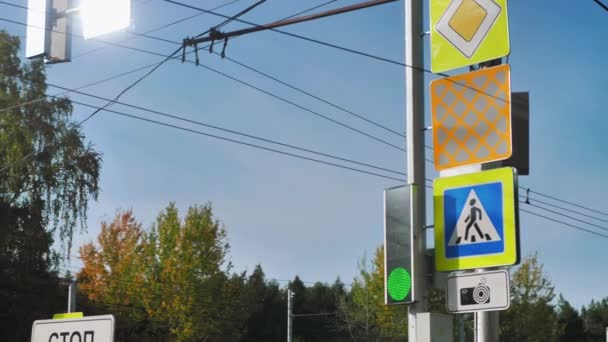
[593,0,608,12]
[520,199,608,233]
[522,186,608,218]
[5,1,608,240]
[520,208,608,240]
[1,0,506,142]
[0,16,406,152]
[75,0,242,58]
[0,2,279,170]
[125,28,405,139]
[523,195,608,225]
[52,95,406,182]
[163,0,406,67]
[47,83,405,176]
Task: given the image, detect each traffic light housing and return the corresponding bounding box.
[384,185,413,305]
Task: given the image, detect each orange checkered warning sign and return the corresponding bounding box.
[431,64,512,171]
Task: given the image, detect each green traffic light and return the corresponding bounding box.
[387,267,411,301]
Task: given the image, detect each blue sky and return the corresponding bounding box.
[2,0,608,309]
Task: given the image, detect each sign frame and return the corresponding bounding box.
[31,314,115,342]
[434,167,519,271]
[431,64,512,171]
[446,269,510,313]
[430,0,510,73]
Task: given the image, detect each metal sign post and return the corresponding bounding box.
[404,0,428,340]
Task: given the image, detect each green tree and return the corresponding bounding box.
[288,276,347,341]
[337,246,408,341]
[581,298,608,342]
[555,294,584,342]
[242,265,287,341]
[500,253,557,342]
[0,31,101,341]
[79,204,248,341]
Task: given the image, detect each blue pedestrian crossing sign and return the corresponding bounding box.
[434,167,519,271]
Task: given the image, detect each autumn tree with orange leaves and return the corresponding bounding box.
[78,203,249,341]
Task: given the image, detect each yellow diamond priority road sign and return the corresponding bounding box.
[431,0,510,73]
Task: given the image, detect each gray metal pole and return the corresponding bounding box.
[460,315,465,342]
[67,282,76,313]
[476,311,499,342]
[405,0,427,340]
[287,289,293,342]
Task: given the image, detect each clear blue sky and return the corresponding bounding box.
[2,0,608,309]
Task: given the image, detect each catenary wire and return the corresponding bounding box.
[75,0,243,58]
[0,15,406,152]
[520,199,608,233]
[1,0,503,146]
[51,95,406,182]
[47,83,405,176]
[4,2,608,231]
[0,3,274,170]
[593,0,608,12]
[520,208,608,240]
[0,0,508,106]
[524,194,608,225]
[522,186,608,218]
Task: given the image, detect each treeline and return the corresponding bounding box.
[71,204,606,342]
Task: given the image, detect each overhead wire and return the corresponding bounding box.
[50,95,406,182]
[1,0,500,151]
[47,82,405,176]
[75,0,243,58]
[593,0,608,12]
[523,186,608,218]
[0,12,406,152]
[520,208,608,240]
[4,1,608,242]
[163,0,406,67]
[523,194,608,225]
[0,1,277,170]
[519,197,608,233]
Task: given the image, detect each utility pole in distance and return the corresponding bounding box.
[67,282,77,313]
[404,0,428,340]
[287,289,293,342]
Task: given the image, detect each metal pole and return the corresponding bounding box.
[67,282,76,313]
[459,315,465,342]
[476,310,499,342]
[287,289,293,342]
[405,0,427,340]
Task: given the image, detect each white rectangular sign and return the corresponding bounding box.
[446,269,510,313]
[31,315,114,342]
[25,0,48,58]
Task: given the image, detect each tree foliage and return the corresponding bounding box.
[500,253,557,342]
[556,294,584,342]
[78,204,249,341]
[337,246,408,341]
[0,31,101,341]
[581,298,608,342]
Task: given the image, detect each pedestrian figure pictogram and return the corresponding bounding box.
[448,189,500,247]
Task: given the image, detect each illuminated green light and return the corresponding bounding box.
[388,267,411,301]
